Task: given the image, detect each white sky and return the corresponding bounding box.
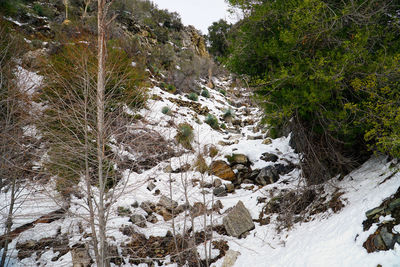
[150,0,235,34]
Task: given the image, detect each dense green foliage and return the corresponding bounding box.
[207,19,231,60]
[226,0,400,183]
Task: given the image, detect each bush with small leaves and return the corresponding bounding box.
[161,106,171,115]
[220,123,226,129]
[201,89,210,98]
[167,84,176,94]
[205,114,219,130]
[219,89,226,96]
[187,92,199,101]
[223,108,234,120]
[175,123,194,150]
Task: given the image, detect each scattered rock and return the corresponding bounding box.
[140,201,155,215]
[155,206,173,221]
[158,196,178,211]
[164,166,173,173]
[71,247,91,267]
[223,201,255,238]
[232,164,247,172]
[260,153,278,162]
[247,135,263,140]
[213,186,228,197]
[380,227,396,249]
[147,182,156,191]
[227,154,249,165]
[262,138,272,145]
[130,214,147,228]
[146,214,158,224]
[213,178,222,188]
[190,202,206,217]
[256,166,279,186]
[225,183,235,193]
[213,200,224,213]
[221,250,241,267]
[210,160,236,181]
[218,140,234,146]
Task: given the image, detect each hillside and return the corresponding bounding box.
[1,1,400,267]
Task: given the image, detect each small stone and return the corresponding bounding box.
[140,201,155,215]
[260,153,278,162]
[242,179,254,184]
[158,195,178,210]
[130,214,147,228]
[218,140,233,146]
[213,179,222,188]
[164,166,173,173]
[213,186,227,197]
[221,250,241,267]
[146,214,158,224]
[247,135,263,140]
[155,206,173,221]
[232,164,247,172]
[225,183,235,193]
[228,154,249,165]
[190,202,206,217]
[262,138,272,145]
[131,201,139,208]
[213,200,224,212]
[147,182,156,191]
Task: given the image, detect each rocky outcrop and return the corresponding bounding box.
[183,25,209,58]
[223,201,255,237]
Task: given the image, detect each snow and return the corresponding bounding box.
[1,75,400,267]
[15,66,43,97]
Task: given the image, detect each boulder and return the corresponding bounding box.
[223,201,255,237]
[130,214,146,228]
[147,182,156,191]
[158,196,178,211]
[365,207,384,218]
[210,160,236,181]
[380,227,396,249]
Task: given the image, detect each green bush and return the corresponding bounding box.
[226,0,400,184]
[223,108,234,120]
[201,89,210,98]
[205,114,219,130]
[167,84,176,94]
[219,89,226,96]
[220,123,226,129]
[187,92,198,101]
[161,106,171,115]
[175,123,194,150]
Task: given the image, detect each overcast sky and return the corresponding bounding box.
[150,0,236,34]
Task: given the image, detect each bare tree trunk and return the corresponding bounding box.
[97,1,107,266]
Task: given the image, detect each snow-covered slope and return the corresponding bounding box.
[1,74,400,267]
